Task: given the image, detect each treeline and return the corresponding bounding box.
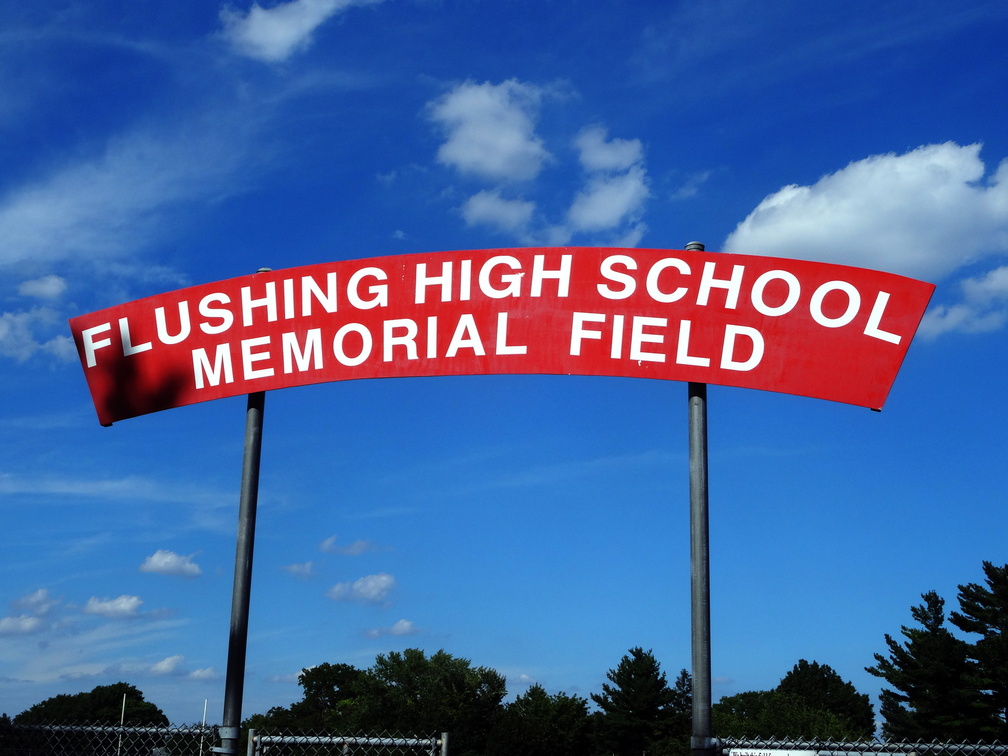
[7,561,1007,753]
[244,648,871,756]
[245,647,687,756]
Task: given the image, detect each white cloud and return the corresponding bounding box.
[326,573,394,604]
[0,117,260,273]
[83,595,143,618]
[918,264,1008,337]
[151,654,186,675]
[282,561,316,577]
[221,0,384,63]
[723,142,1008,280]
[12,588,59,616]
[17,275,66,300]
[0,308,76,363]
[567,166,649,233]
[189,667,217,680]
[575,125,643,173]
[462,190,536,235]
[320,535,378,555]
[429,80,551,182]
[140,549,202,577]
[0,615,43,635]
[365,618,417,638]
[427,82,650,247]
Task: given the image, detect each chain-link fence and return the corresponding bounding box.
[720,739,1008,756]
[0,724,216,756]
[249,731,447,756]
[0,726,447,756]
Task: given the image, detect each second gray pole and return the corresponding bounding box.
[685,240,714,756]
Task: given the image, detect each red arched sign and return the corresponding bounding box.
[70,247,934,425]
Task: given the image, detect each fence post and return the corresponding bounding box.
[245,730,257,756]
[440,732,449,756]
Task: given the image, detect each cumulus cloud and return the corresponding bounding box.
[151,654,186,675]
[140,549,202,577]
[724,142,1008,280]
[428,80,551,182]
[723,142,1008,336]
[575,125,643,173]
[221,0,385,63]
[365,618,417,638]
[461,190,536,236]
[428,84,650,246]
[567,166,649,233]
[326,573,395,604]
[83,595,143,618]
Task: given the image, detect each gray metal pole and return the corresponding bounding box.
[685,240,715,756]
[220,390,266,756]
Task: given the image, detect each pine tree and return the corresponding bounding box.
[950,561,1008,738]
[591,647,676,755]
[866,591,996,741]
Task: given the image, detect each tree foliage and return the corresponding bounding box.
[245,649,505,756]
[714,689,858,740]
[950,561,1008,738]
[591,647,689,756]
[487,684,589,756]
[712,661,872,741]
[778,659,875,738]
[14,682,168,726]
[866,590,997,741]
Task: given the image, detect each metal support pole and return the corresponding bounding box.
[686,241,715,756]
[220,390,266,756]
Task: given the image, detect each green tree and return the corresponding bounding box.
[950,561,1008,738]
[866,590,996,741]
[487,684,589,756]
[354,648,506,756]
[14,682,168,725]
[591,647,679,755]
[713,690,856,739]
[777,659,875,738]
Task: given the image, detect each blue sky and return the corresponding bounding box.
[2,0,1008,727]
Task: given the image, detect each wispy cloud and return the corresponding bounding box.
[320,535,381,555]
[365,618,417,638]
[0,615,44,635]
[221,0,386,63]
[282,561,316,578]
[0,308,75,362]
[18,275,67,300]
[919,265,1008,337]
